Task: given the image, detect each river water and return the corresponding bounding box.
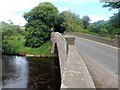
[2,55,61,89]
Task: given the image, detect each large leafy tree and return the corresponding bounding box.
[103,1,120,35]
[24,2,58,48]
[103,1,120,10]
[2,21,21,39]
[58,11,84,32]
[109,12,120,35]
[88,20,103,33]
[53,13,65,33]
[82,15,90,29]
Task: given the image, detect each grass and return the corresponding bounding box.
[17,41,52,56]
[7,35,52,57]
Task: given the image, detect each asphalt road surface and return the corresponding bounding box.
[75,37,118,76]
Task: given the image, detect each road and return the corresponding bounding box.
[75,36,118,88]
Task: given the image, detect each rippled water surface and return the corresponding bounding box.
[2,55,61,89]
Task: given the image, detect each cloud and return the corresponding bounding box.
[0,12,27,26]
[0,0,73,25]
[0,0,100,13]
[0,0,108,25]
[0,0,52,26]
[54,0,99,4]
[58,7,72,12]
[0,0,56,13]
[68,0,99,5]
[89,15,109,22]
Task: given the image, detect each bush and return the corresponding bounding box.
[2,41,18,54]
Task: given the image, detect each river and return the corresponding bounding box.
[2,55,61,89]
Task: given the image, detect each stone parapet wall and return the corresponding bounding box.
[51,32,95,88]
[51,32,67,75]
[65,32,120,48]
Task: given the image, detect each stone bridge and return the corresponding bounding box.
[51,32,95,88]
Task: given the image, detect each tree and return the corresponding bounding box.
[82,15,90,29]
[88,20,110,37]
[94,20,106,33]
[1,21,23,39]
[58,11,84,32]
[103,2,120,35]
[53,13,65,33]
[108,13,120,35]
[1,21,23,54]
[99,28,108,37]
[103,2,120,10]
[24,2,58,48]
[88,23,95,32]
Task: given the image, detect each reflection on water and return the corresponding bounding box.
[2,55,61,89]
[2,56,28,88]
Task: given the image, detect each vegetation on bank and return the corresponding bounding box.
[1,2,120,56]
[2,2,56,56]
[2,35,52,57]
[17,40,52,57]
[1,21,52,56]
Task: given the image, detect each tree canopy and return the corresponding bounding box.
[82,15,90,29]
[57,11,84,32]
[87,2,120,38]
[103,1,120,10]
[1,21,24,54]
[103,2,120,35]
[24,2,58,48]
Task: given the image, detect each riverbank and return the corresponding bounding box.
[3,36,54,57]
[3,53,56,58]
[16,40,53,57]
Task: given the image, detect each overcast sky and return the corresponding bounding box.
[0,0,118,26]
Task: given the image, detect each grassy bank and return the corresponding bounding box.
[17,41,52,57]
[4,35,52,57]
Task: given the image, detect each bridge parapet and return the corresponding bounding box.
[65,32,120,48]
[51,32,95,88]
[51,32,75,75]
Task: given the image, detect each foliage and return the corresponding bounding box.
[17,40,52,56]
[24,2,58,48]
[53,13,65,33]
[2,30,52,56]
[87,2,120,38]
[103,2,120,10]
[58,11,84,32]
[2,39,18,54]
[1,21,25,54]
[25,22,50,47]
[91,20,106,33]
[102,2,120,35]
[2,1,120,55]
[82,15,90,29]
[88,20,113,37]
[109,13,120,35]
[1,21,23,39]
